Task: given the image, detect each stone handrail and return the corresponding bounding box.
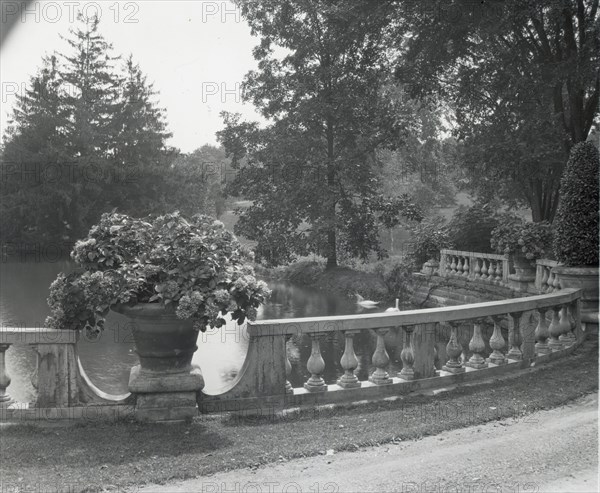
[200,288,583,413]
[536,259,562,293]
[0,327,132,414]
[439,249,510,286]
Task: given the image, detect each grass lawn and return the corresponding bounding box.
[1,341,597,492]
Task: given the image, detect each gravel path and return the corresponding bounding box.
[137,393,598,493]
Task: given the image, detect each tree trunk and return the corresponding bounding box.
[325,118,337,269]
[326,227,337,269]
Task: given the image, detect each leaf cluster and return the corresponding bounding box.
[46,212,270,332]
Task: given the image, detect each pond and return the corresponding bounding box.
[0,261,405,402]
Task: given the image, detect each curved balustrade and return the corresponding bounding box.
[439,249,509,286]
[200,288,583,412]
[0,289,584,419]
[0,328,132,419]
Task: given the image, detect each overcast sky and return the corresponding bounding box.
[1,0,263,153]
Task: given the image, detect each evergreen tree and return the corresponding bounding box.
[59,13,121,158]
[111,55,174,216]
[1,54,71,244]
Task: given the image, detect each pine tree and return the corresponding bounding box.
[1,54,71,244]
[59,13,120,158]
[110,55,175,215]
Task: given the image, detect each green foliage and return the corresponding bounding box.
[46,212,270,333]
[447,203,499,253]
[491,215,553,260]
[394,0,599,221]
[0,15,217,247]
[219,1,421,268]
[348,256,415,302]
[553,142,600,266]
[405,217,453,269]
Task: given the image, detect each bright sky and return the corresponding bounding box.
[0,0,263,152]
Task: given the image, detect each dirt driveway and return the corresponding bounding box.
[137,392,598,493]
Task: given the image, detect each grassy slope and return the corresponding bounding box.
[1,342,597,492]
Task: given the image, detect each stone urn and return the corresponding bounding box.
[552,266,599,330]
[113,303,204,421]
[508,253,536,291]
[422,259,440,276]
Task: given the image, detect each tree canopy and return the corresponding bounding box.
[219,0,422,267]
[392,0,599,221]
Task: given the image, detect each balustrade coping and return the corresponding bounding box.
[536,259,561,267]
[440,249,508,260]
[248,288,581,337]
[0,327,77,345]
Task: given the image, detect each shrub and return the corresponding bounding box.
[406,216,453,269]
[553,142,600,266]
[447,203,499,252]
[491,214,553,260]
[47,211,270,333]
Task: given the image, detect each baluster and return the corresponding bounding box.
[546,270,555,293]
[463,257,470,277]
[465,319,488,369]
[304,334,327,392]
[369,328,392,385]
[285,334,293,394]
[445,255,452,276]
[494,261,502,285]
[480,259,488,281]
[442,322,465,373]
[507,312,523,360]
[567,301,579,343]
[489,316,506,365]
[540,266,549,293]
[474,258,481,279]
[487,260,495,283]
[337,330,360,388]
[552,271,561,290]
[558,306,573,346]
[398,326,415,380]
[534,308,551,355]
[548,306,564,351]
[456,257,463,277]
[450,256,457,275]
[0,344,14,408]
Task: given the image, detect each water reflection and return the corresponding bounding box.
[1,263,402,401]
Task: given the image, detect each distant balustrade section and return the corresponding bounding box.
[438,249,510,286]
[200,288,583,412]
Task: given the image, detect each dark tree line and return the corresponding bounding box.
[0,14,226,248]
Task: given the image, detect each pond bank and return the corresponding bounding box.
[255,259,409,304]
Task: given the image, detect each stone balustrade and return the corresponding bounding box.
[0,327,132,419]
[536,259,562,293]
[0,289,584,420]
[200,288,583,413]
[438,249,510,286]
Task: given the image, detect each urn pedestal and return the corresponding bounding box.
[508,254,536,292]
[552,266,599,335]
[114,303,204,422]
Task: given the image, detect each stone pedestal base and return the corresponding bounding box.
[508,274,535,293]
[129,364,204,422]
[442,364,465,374]
[135,391,199,422]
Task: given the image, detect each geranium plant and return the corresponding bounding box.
[490,215,552,260]
[46,211,270,334]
